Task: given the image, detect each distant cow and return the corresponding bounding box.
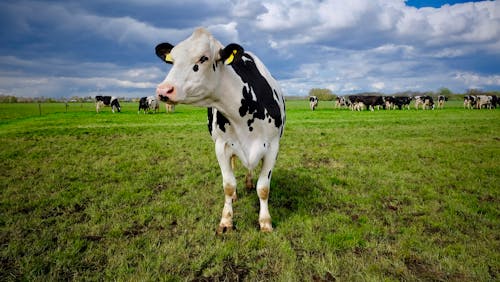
[138,97,149,113]
[155,28,285,233]
[414,95,434,110]
[348,95,385,111]
[385,96,412,110]
[437,95,448,109]
[309,96,318,110]
[335,96,348,109]
[464,95,476,109]
[138,96,159,113]
[147,96,160,113]
[476,95,493,109]
[96,96,121,113]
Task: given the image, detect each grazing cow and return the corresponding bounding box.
[96,96,121,113]
[147,96,160,113]
[491,95,498,108]
[476,95,493,109]
[155,28,286,233]
[390,96,412,110]
[414,95,434,110]
[348,95,385,111]
[335,96,348,109]
[464,95,475,109]
[138,97,149,113]
[437,95,448,109]
[309,96,318,110]
[138,96,160,113]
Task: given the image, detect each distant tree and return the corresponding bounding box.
[308,88,335,101]
[438,87,453,97]
[0,95,17,103]
[466,88,483,95]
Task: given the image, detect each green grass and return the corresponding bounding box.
[1,101,499,281]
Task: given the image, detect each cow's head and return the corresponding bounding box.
[155,28,243,106]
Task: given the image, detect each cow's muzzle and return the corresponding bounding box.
[156,84,176,103]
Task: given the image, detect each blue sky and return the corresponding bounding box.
[0,0,498,98]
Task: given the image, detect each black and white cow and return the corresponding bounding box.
[385,96,412,110]
[476,95,493,109]
[414,95,434,110]
[96,96,121,113]
[309,96,318,111]
[139,96,160,114]
[147,96,159,113]
[348,95,385,111]
[155,28,286,233]
[437,95,448,109]
[464,95,476,109]
[335,96,348,109]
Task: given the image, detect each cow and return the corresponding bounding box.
[147,96,160,113]
[155,28,286,233]
[335,96,348,109]
[309,96,318,110]
[348,95,385,111]
[464,95,475,109]
[491,95,498,108]
[138,96,160,113]
[437,95,448,109]
[414,95,434,110]
[476,95,493,109]
[95,96,121,113]
[138,97,149,113]
[387,96,412,110]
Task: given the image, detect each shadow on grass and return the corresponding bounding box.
[270,167,346,228]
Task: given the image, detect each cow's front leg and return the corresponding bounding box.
[256,145,279,232]
[215,141,236,234]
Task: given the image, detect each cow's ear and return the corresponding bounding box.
[219,43,244,65]
[155,43,174,64]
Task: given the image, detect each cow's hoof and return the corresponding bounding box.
[216,224,233,235]
[259,220,273,232]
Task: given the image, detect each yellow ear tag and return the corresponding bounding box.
[165,53,173,63]
[224,49,238,65]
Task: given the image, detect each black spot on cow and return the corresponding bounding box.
[267,170,272,179]
[207,108,213,135]
[227,51,283,131]
[199,56,208,64]
[193,64,199,72]
[207,108,231,134]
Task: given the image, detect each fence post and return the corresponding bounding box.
[38,102,42,116]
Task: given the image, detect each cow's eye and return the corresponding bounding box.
[193,64,199,72]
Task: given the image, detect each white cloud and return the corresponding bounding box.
[1,0,499,98]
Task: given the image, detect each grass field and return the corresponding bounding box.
[1,100,499,281]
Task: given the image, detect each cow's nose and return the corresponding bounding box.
[156,84,175,101]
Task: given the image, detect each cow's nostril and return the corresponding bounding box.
[167,86,174,94]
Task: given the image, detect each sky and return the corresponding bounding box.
[0,0,498,98]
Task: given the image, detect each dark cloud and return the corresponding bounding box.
[0,0,498,98]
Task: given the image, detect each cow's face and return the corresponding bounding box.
[155,28,225,105]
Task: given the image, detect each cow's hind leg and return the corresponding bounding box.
[256,145,279,232]
[216,141,236,234]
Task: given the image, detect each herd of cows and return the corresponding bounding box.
[96,93,498,114]
[95,95,174,114]
[309,94,499,111]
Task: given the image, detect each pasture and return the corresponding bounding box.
[1,100,499,281]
